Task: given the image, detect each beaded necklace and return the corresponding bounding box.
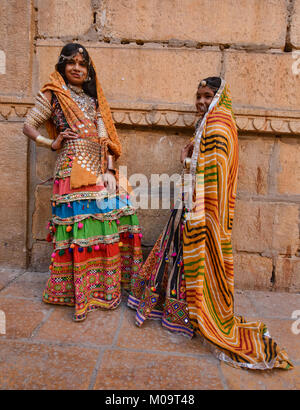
[68,83,96,123]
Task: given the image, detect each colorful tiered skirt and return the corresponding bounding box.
[43,176,143,321]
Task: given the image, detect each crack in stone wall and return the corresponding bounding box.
[285,0,296,51]
[31,0,299,54]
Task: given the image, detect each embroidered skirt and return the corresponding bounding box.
[43,174,143,321]
[128,207,194,338]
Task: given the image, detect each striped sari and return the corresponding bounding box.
[129,80,293,370]
[183,80,292,369]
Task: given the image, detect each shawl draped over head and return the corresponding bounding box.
[183,79,293,370]
[41,58,121,160]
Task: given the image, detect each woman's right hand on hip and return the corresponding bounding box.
[51,129,79,150]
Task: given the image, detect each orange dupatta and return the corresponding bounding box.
[41,61,121,159]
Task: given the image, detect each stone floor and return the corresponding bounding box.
[0,267,299,390]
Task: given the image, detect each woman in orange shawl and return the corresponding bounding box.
[23,43,143,321]
[128,77,293,370]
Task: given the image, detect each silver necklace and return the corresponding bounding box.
[67,83,96,123]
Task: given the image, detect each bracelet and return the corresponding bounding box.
[107,155,116,173]
[183,157,191,169]
[36,134,53,149]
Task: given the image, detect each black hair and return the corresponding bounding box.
[56,43,98,101]
[199,77,222,94]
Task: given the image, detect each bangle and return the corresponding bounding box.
[36,135,53,149]
[184,158,191,169]
[107,155,116,173]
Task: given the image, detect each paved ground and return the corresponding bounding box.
[0,267,299,390]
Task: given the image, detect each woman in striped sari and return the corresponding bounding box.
[128,77,293,370]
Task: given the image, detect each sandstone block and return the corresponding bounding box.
[32,185,52,241]
[232,200,299,255]
[37,43,222,105]
[94,350,224,390]
[276,138,300,195]
[0,0,33,95]
[291,0,300,48]
[274,256,300,292]
[224,51,300,110]
[100,0,287,48]
[0,340,99,390]
[36,141,57,182]
[237,137,274,195]
[137,209,170,247]
[36,44,62,91]
[233,253,273,291]
[0,123,28,268]
[117,128,188,177]
[37,0,93,38]
[30,242,52,272]
[117,128,189,246]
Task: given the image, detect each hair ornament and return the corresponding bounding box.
[200,80,207,87]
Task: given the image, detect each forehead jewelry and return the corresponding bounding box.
[58,49,89,66]
[200,80,207,87]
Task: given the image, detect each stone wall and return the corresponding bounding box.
[0,0,299,292]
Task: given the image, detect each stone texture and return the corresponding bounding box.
[0,123,28,268]
[100,0,287,48]
[34,303,122,345]
[0,296,48,339]
[0,340,99,390]
[37,0,93,38]
[0,0,33,95]
[94,349,224,390]
[32,185,52,241]
[118,128,190,246]
[221,357,300,390]
[274,256,300,292]
[245,289,300,319]
[37,43,222,105]
[224,51,300,110]
[30,242,53,272]
[233,253,273,291]
[0,270,49,299]
[137,209,170,247]
[0,269,299,390]
[117,307,210,355]
[117,128,188,179]
[291,0,300,48]
[276,138,300,195]
[0,268,25,291]
[232,200,299,256]
[36,138,57,181]
[233,289,258,317]
[237,137,274,195]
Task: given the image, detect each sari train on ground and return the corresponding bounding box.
[128,81,293,370]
